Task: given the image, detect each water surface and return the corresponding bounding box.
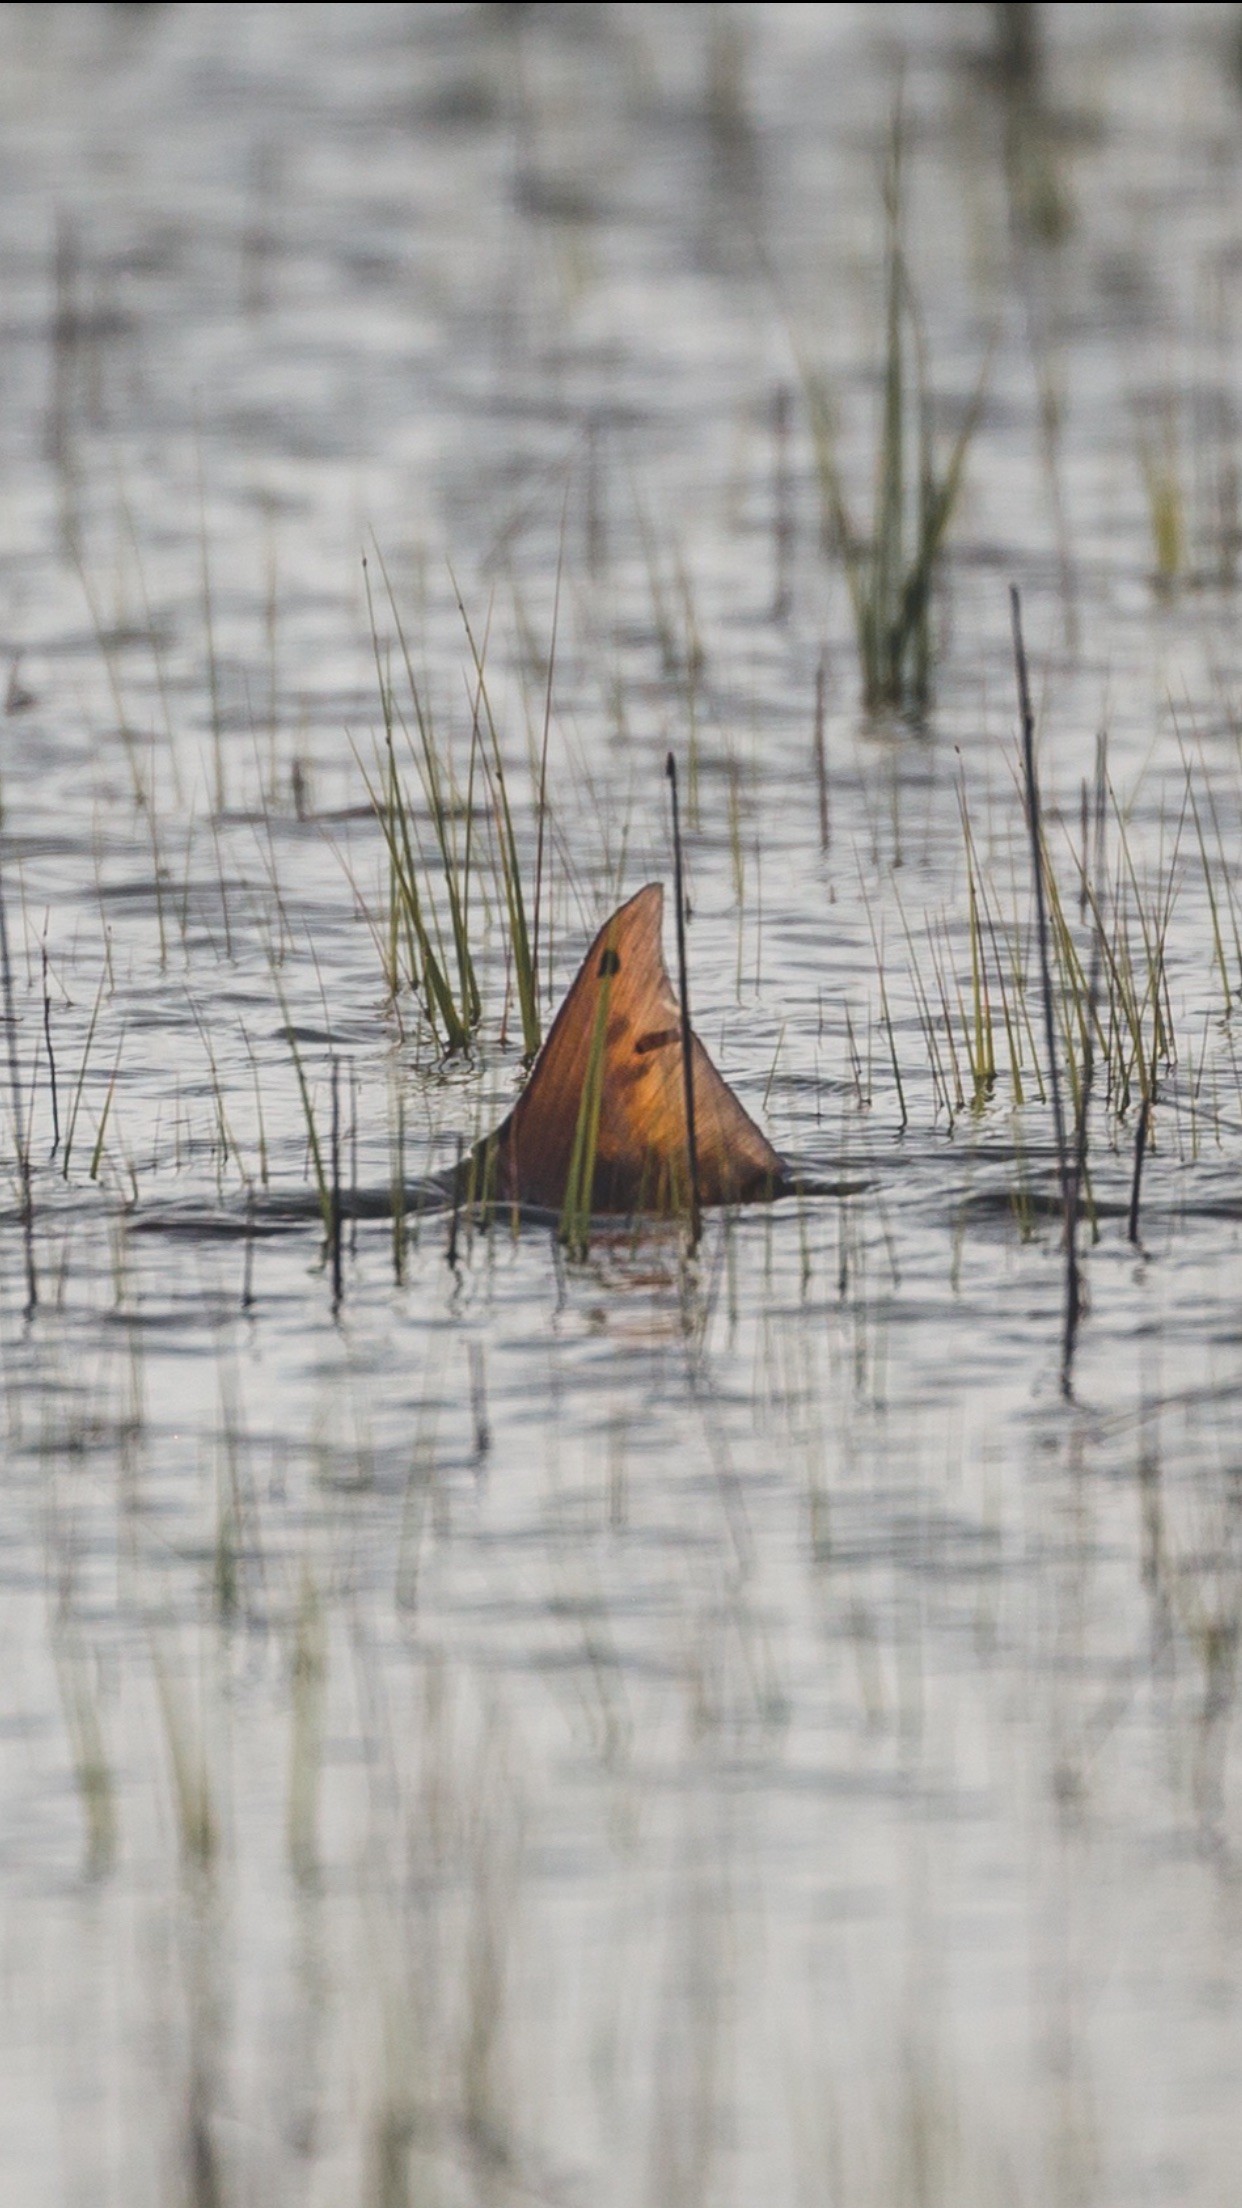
[2,7,1242,2204]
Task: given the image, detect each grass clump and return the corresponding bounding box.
[352,563,545,1069]
[360,558,479,1056]
[806,113,985,719]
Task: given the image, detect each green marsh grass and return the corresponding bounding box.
[21,314,1242,2208]
[355,652,473,1054]
[455,588,541,1061]
[354,565,549,1069]
[882,684,1196,1279]
[19,32,1242,2208]
[805,116,986,719]
[381,558,482,1031]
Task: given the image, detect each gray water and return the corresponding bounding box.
[2,5,1242,2203]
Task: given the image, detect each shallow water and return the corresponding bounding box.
[3,4,1242,2203]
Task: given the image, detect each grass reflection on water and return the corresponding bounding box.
[2,6,1242,2205]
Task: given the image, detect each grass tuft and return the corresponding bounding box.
[805,111,986,719]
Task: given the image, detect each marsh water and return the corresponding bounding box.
[3,5,1242,2202]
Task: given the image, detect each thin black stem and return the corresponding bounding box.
[42,945,60,1157]
[666,752,701,1249]
[1128,1098,1150,1247]
[330,1055,342,1311]
[1010,587,1068,1208]
[349,1058,358,1261]
[1063,728,1107,1389]
[242,1186,255,1311]
[531,526,564,1009]
[0,847,36,1315]
[447,1133,463,1270]
[1064,939,1097,1373]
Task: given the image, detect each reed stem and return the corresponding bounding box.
[0,844,36,1314]
[1010,588,1068,1211]
[666,753,701,1249]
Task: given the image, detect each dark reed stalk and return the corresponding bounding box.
[666,752,701,1249]
[813,652,829,852]
[349,1060,358,1261]
[531,534,563,1012]
[447,1133,463,1270]
[242,1187,255,1312]
[0,846,36,1314]
[469,1341,490,1462]
[1063,730,1107,1385]
[330,1056,342,1311]
[1128,1089,1150,1246]
[1010,587,1069,1213]
[42,944,60,1158]
[62,965,106,1180]
[1126,770,1185,1243]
